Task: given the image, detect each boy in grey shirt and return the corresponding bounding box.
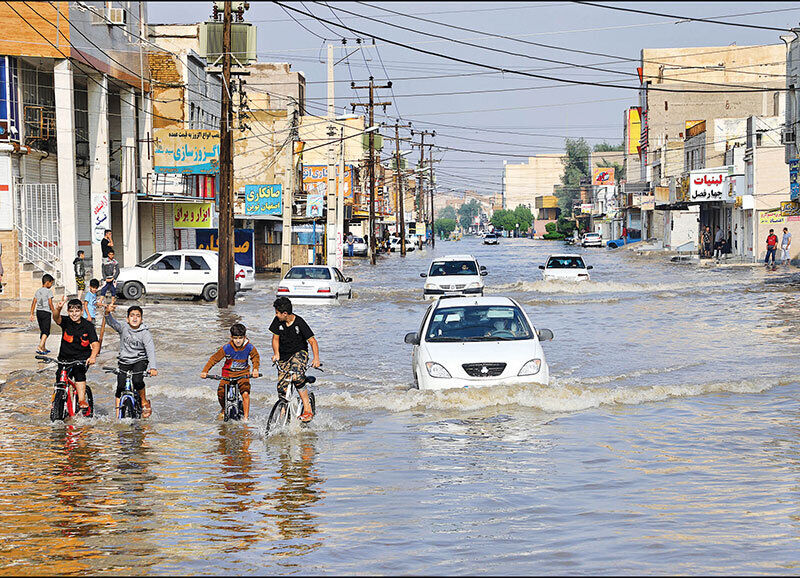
[99,249,120,306]
[105,303,157,418]
[29,273,55,354]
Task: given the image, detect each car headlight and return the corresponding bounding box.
[518,359,542,376]
[425,362,452,378]
[424,283,436,289]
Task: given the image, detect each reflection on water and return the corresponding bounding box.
[1,239,799,573]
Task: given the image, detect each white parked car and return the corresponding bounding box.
[483,232,499,245]
[421,254,487,298]
[389,236,415,252]
[539,254,593,282]
[276,265,352,299]
[117,249,255,302]
[345,236,368,257]
[404,296,553,390]
[581,232,603,247]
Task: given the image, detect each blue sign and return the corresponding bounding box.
[790,159,799,201]
[195,228,254,268]
[244,184,282,215]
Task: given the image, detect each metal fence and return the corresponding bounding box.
[14,183,61,284]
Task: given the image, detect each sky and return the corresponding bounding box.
[147,1,800,196]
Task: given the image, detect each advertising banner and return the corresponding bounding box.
[91,190,109,242]
[302,165,355,204]
[154,129,220,174]
[244,184,282,215]
[688,169,734,203]
[307,194,323,217]
[781,200,800,217]
[592,167,615,186]
[173,202,214,228]
[790,159,799,201]
[195,228,254,267]
[626,108,641,155]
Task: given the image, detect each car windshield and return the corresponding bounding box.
[429,260,478,276]
[286,267,331,280]
[546,256,586,269]
[353,237,364,244]
[426,305,533,342]
[137,253,162,268]
[585,233,599,238]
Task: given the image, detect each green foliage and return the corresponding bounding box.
[545,222,557,234]
[558,138,592,215]
[593,141,624,152]
[542,221,564,240]
[490,209,516,232]
[438,205,457,220]
[557,216,576,235]
[434,218,457,236]
[457,198,482,230]
[513,205,533,233]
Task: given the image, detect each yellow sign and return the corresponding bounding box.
[654,186,670,204]
[627,108,641,155]
[781,200,800,217]
[759,210,786,225]
[173,202,214,228]
[154,129,220,174]
[592,167,615,186]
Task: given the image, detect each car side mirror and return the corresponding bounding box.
[537,328,554,342]
[404,332,420,345]
[420,273,427,278]
[480,265,487,271]
[538,265,545,270]
[480,270,488,276]
[345,277,352,282]
[586,265,593,270]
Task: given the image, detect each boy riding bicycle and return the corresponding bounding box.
[52,298,99,411]
[269,297,321,422]
[201,323,260,420]
[105,304,157,418]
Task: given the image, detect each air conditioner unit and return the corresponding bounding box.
[782,128,796,145]
[107,7,126,25]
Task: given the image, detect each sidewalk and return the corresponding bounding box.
[0,300,43,380]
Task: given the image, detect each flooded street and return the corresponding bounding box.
[2,238,800,574]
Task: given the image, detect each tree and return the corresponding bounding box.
[558,138,591,215]
[513,204,533,233]
[434,217,457,237]
[490,209,516,232]
[457,198,482,230]
[543,221,564,240]
[438,205,457,220]
[593,141,624,152]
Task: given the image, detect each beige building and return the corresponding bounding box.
[503,154,565,216]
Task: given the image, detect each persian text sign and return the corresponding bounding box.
[781,200,800,217]
[244,184,282,215]
[592,167,615,186]
[688,170,734,203]
[302,165,355,203]
[790,159,799,201]
[173,202,214,228]
[196,228,254,268]
[154,129,220,174]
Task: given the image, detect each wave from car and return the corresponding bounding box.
[538,254,593,282]
[276,265,352,299]
[404,296,553,390]
[117,249,254,301]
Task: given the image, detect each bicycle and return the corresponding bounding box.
[36,355,94,422]
[203,373,261,422]
[103,366,150,419]
[266,362,320,433]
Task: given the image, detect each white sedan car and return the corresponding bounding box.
[483,233,499,245]
[404,296,553,390]
[276,265,352,299]
[581,232,603,247]
[539,254,593,282]
[421,254,487,298]
[389,236,415,252]
[117,249,255,301]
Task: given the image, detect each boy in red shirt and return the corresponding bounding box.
[201,323,260,420]
[765,228,778,269]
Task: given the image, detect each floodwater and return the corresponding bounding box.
[1,238,800,575]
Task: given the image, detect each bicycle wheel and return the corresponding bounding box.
[309,392,316,414]
[50,389,66,422]
[119,396,135,419]
[266,400,289,433]
[82,386,94,418]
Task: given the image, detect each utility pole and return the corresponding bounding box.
[411,129,435,243]
[282,101,299,278]
[336,126,345,269]
[325,44,336,266]
[217,0,234,308]
[351,76,391,265]
[387,121,411,256]
[429,147,436,249]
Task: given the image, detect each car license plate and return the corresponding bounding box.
[445,291,461,296]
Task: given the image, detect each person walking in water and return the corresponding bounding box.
[780,227,792,267]
[765,228,779,270]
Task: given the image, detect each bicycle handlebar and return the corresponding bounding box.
[103,366,151,376]
[36,355,87,367]
[202,373,262,381]
[271,360,323,371]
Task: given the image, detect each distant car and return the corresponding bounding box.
[347,236,368,257]
[276,265,352,299]
[483,233,499,245]
[581,232,603,247]
[539,254,593,282]
[117,250,253,302]
[389,236,415,252]
[404,295,553,390]
[421,254,487,298]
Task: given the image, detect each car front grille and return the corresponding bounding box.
[445,284,466,290]
[462,362,506,377]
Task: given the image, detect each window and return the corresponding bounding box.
[426,305,532,342]
[546,256,586,269]
[428,260,478,276]
[151,255,182,270]
[184,255,210,270]
[333,267,346,282]
[137,252,162,268]
[286,266,331,280]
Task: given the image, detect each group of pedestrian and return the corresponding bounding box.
[700,225,730,261]
[764,227,792,270]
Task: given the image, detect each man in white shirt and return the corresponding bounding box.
[781,227,792,267]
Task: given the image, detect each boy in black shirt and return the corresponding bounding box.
[269,297,320,421]
[53,298,99,411]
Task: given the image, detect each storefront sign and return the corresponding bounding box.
[195,228,254,267]
[654,186,670,204]
[688,169,734,203]
[759,210,786,225]
[580,203,594,213]
[154,129,220,174]
[91,191,109,242]
[592,167,615,186]
[781,200,800,217]
[790,159,799,201]
[639,196,655,211]
[302,165,355,204]
[0,120,9,143]
[307,193,323,217]
[173,202,214,228]
[244,184,282,215]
